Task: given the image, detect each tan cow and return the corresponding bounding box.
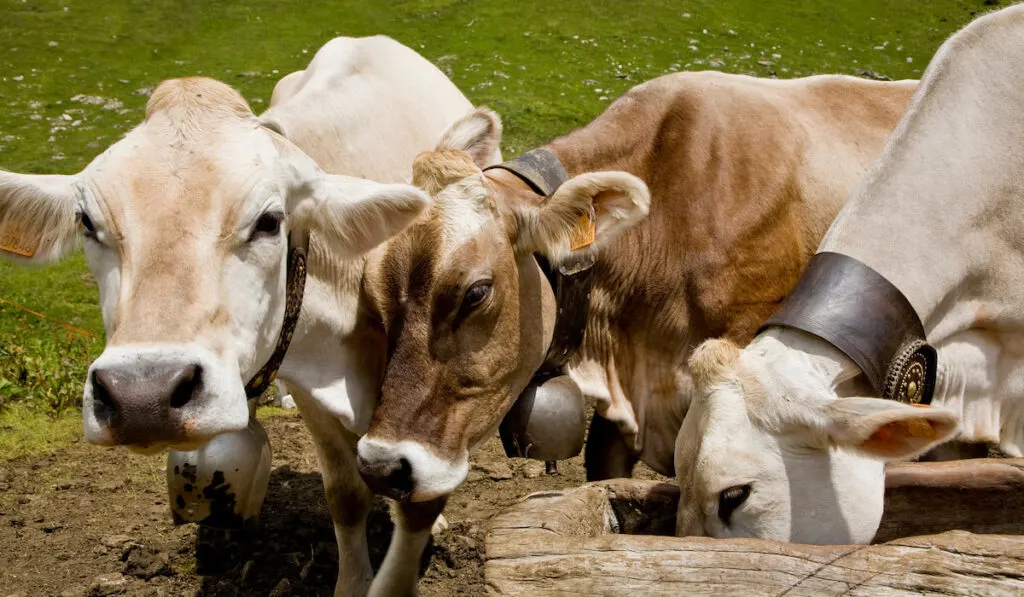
[0,36,498,597]
[354,72,917,518]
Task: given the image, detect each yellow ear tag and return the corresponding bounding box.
[568,214,596,251]
[0,232,37,258]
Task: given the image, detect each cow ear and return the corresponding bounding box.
[0,171,81,264]
[513,171,650,260]
[821,398,959,461]
[290,174,430,258]
[689,338,742,390]
[437,107,502,168]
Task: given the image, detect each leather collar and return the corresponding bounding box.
[243,237,307,399]
[484,147,568,197]
[759,252,937,405]
[485,149,592,375]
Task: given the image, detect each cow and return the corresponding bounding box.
[351,70,918,566]
[675,4,1024,546]
[0,36,498,596]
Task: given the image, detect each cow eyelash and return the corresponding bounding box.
[459,280,493,317]
[249,212,283,241]
[717,484,752,526]
[77,210,98,239]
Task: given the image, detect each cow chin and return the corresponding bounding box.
[81,343,251,448]
[356,437,469,502]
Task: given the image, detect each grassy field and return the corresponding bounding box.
[0,0,990,456]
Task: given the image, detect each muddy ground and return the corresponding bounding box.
[0,413,664,597]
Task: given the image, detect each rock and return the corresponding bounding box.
[100,534,132,548]
[122,545,172,579]
[522,461,545,479]
[59,587,88,597]
[89,572,128,596]
[268,578,292,597]
[432,514,450,538]
[473,461,513,481]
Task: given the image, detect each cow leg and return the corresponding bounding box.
[293,393,374,597]
[368,497,447,597]
[585,412,638,481]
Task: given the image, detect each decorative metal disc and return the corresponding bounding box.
[883,340,936,405]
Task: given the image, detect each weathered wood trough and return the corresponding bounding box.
[485,459,1024,596]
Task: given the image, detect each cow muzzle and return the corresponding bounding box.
[83,344,250,447]
[356,437,468,502]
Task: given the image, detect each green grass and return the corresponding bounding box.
[0,0,994,457]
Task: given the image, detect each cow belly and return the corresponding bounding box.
[570,357,688,477]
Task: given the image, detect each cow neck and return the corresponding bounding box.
[758,252,937,405]
[243,235,308,399]
[484,150,593,376]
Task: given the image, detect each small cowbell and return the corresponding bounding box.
[499,373,586,462]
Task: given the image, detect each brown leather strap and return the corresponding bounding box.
[535,251,596,376]
[244,237,307,399]
[486,149,592,376]
[759,252,937,405]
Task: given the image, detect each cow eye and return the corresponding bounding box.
[717,484,751,526]
[250,212,283,241]
[78,211,96,236]
[462,280,492,311]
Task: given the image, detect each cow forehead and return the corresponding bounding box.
[431,175,499,255]
[84,114,281,242]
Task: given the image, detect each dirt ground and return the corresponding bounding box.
[0,413,665,597]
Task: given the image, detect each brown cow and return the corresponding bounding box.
[353,70,916,584]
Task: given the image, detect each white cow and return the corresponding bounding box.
[675,4,1024,545]
[0,36,496,596]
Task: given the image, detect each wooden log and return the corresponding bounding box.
[878,458,1024,541]
[486,460,1024,596]
[486,526,1024,596]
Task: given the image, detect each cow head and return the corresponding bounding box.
[674,335,958,544]
[355,108,650,501]
[0,77,429,451]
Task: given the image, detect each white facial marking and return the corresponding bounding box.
[435,176,493,258]
[356,437,469,501]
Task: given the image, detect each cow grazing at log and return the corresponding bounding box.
[676,4,1024,546]
[0,36,499,596]
[353,71,917,548]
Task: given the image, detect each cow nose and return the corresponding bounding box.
[358,455,414,501]
[91,363,202,444]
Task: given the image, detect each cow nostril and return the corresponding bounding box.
[91,370,117,423]
[388,458,414,495]
[169,365,202,410]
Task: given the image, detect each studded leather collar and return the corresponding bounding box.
[759,252,937,405]
[243,238,307,399]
